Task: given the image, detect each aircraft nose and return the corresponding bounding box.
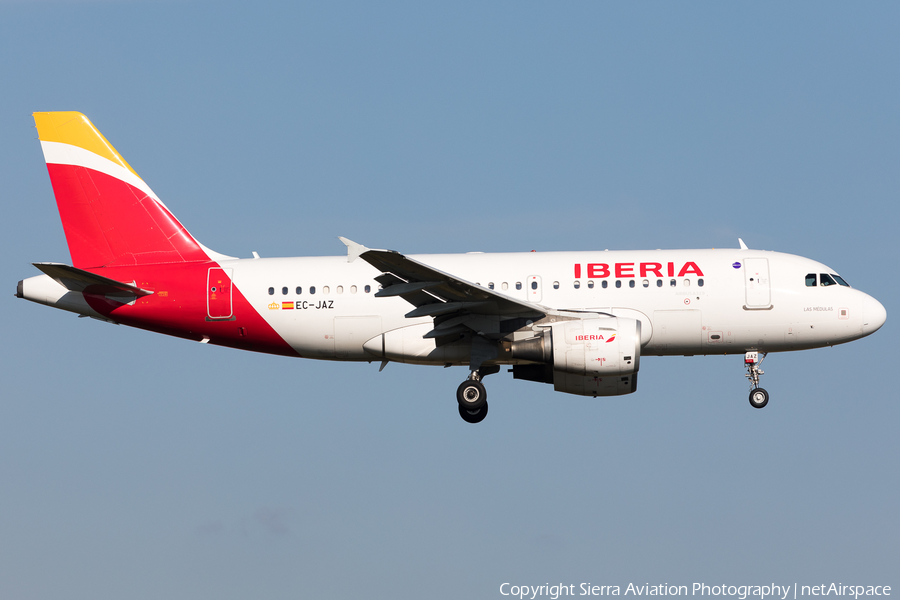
[862,294,887,335]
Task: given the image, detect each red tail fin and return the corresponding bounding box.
[34,112,219,268]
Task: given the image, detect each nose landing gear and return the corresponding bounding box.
[745,351,769,409]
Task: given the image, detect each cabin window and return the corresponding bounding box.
[833,274,850,287]
[518,282,524,290]
[350,285,357,294]
[282,287,288,295]
[805,273,817,287]
[531,281,538,290]
[629,280,636,288]
[296,286,302,295]
[587,280,594,289]
[502,282,508,291]
[656,279,663,288]
[268,287,274,295]
[323,286,330,294]
[488,282,494,290]
[364,285,371,293]
[642,279,649,288]
[602,281,608,289]
[574,281,581,289]
[550,282,557,290]
[670,279,676,287]
[337,286,343,294]
[310,286,316,295]
[683,279,691,287]
[820,273,837,287]
[698,278,704,287]
[615,280,622,289]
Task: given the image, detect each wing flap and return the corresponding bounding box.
[404,301,493,318]
[374,281,443,297]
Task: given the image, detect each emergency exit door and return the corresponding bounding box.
[207,267,234,319]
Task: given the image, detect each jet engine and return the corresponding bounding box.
[510,316,642,397]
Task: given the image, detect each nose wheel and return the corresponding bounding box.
[745,351,769,409]
[749,387,769,409]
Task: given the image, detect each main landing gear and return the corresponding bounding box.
[745,351,769,409]
[456,366,499,423]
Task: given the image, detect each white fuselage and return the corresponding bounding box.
[227,248,884,363]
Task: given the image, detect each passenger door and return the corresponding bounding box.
[743,258,772,309]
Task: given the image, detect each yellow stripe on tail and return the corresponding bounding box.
[33,112,140,179]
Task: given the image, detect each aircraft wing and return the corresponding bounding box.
[340,238,546,341]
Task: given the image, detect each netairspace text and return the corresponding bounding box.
[498,583,892,600]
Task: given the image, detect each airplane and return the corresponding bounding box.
[17,112,887,423]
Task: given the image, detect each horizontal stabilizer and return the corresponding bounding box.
[33,263,154,298]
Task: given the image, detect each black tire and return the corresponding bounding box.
[456,380,487,410]
[459,401,488,424]
[749,387,769,409]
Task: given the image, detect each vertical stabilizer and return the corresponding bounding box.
[34,112,216,268]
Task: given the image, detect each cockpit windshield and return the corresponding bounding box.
[805,273,850,287]
[832,274,850,287]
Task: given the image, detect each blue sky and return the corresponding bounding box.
[1,2,897,599]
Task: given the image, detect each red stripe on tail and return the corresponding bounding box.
[46,163,209,268]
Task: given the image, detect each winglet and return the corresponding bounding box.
[338,237,369,263]
[738,238,749,250]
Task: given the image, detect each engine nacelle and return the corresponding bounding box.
[550,316,640,377]
[511,316,641,397]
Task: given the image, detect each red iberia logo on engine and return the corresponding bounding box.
[606,334,617,343]
[575,334,605,341]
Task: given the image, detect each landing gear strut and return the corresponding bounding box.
[745,351,769,409]
[456,366,498,423]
